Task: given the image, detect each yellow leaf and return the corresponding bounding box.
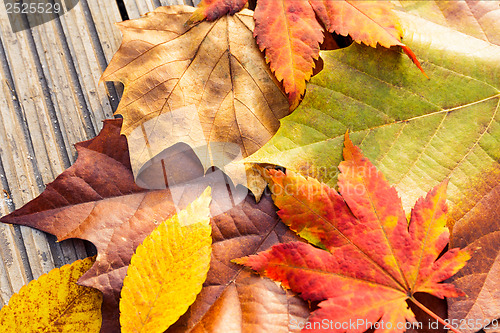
[0,257,102,333]
[120,187,212,333]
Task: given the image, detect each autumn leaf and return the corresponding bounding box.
[236,134,470,332]
[309,1,422,73]
[0,119,177,333]
[120,188,212,333]
[388,3,500,330]
[190,0,424,109]
[0,118,309,332]
[101,5,289,198]
[0,257,102,333]
[446,165,500,333]
[246,3,500,218]
[406,294,447,333]
[253,0,324,110]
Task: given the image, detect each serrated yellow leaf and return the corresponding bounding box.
[0,257,102,333]
[120,187,212,333]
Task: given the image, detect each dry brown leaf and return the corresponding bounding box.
[448,165,500,333]
[101,5,289,199]
[167,193,310,333]
[0,119,309,332]
[0,119,176,332]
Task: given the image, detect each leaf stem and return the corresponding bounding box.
[409,297,463,333]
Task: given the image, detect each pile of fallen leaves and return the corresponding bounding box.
[1,1,499,333]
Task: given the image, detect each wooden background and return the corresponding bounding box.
[0,0,200,307]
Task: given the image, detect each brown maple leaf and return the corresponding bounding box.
[0,119,310,333]
[0,119,175,332]
[101,5,290,199]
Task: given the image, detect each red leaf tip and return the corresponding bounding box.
[342,130,363,162]
[401,45,429,79]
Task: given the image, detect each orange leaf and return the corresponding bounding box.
[311,0,401,48]
[253,0,324,109]
[309,0,426,77]
[236,133,470,332]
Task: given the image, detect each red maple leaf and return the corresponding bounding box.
[235,133,470,332]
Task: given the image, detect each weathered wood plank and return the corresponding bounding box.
[123,0,196,19]
[0,5,62,285]
[84,0,123,63]
[0,67,33,306]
